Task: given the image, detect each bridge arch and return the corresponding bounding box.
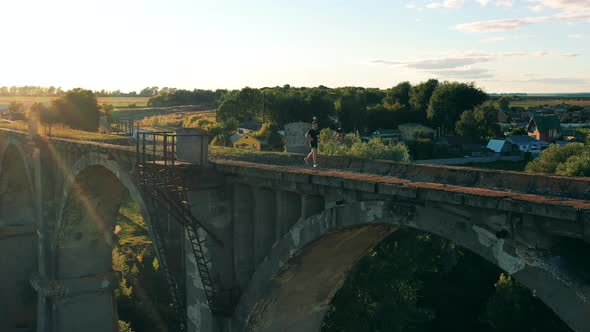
[0,141,37,331]
[51,152,159,331]
[233,200,589,332]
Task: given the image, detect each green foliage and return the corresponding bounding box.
[51,88,101,131]
[427,81,488,130]
[384,81,412,111]
[323,230,447,332]
[113,194,177,332]
[324,228,573,332]
[252,122,284,151]
[8,101,24,114]
[409,79,439,120]
[405,138,436,160]
[148,88,220,106]
[118,320,135,332]
[210,118,239,147]
[455,101,500,141]
[319,128,410,161]
[216,87,262,123]
[497,96,510,110]
[455,109,479,140]
[335,89,367,132]
[525,143,589,175]
[482,274,572,332]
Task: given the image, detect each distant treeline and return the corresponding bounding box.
[207,81,490,137]
[147,88,224,107]
[0,85,174,98]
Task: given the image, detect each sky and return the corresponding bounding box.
[1,0,589,93]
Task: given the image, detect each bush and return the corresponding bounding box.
[525,144,589,175]
[252,122,284,151]
[405,138,435,160]
[319,128,410,161]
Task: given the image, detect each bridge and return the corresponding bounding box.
[1,127,590,332]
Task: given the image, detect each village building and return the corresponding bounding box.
[486,139,515,154]
[233,134,263,151]
[527,115,561,142]
[506,135,549,152]
[397,123,435,141]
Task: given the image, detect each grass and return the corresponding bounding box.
[462,160,530,172]
[0,119,127,142]
[0,96,148,108]
[116,197,151,250]
[112,105,214,122]
[509,99,590,108]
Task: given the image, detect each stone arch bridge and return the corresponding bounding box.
[1,128,590,332]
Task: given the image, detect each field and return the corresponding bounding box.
[112,105,213,121]
[0,119,129,142]
[0,96,149,108]
[509,98,590,108]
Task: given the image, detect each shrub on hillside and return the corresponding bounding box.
[319,128,410,161]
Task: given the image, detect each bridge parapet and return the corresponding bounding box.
[210,149,590,200]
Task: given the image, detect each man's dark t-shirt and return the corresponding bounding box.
[307,128,319,148]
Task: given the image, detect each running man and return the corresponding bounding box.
[304,120,319,167]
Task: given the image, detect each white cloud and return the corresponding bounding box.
[456,18,532,31]
[455,10,590,32]
[426,0,512,8]
[429,67,495,79]
[531,0,590,11]
[371,51,578,80]
[528,4,545,12]
[480,36,507,42]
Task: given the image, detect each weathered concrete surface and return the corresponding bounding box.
[0,140,37,332]
[246,225,393,332]
[3,127,590,332]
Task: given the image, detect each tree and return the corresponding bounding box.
[335,89,367,132]
[216,87,262,124]
[51,88,100,131]
[427,82,488,130]
[455,102,500,141]
[409,79,439,119]
[497,96,510,111]
[7,101,24,115]
[525,143,587,175]
[474,101,501,140]
[482,273,572,332]
[383,81,412,111]
[455,110,479,140]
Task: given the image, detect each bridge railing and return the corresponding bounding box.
[136,130,209,170]
[115,118,136,136]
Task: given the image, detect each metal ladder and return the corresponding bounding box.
[136,132,231,327]
[138,164,187,332]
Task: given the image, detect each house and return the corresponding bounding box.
[487,139,515,154]
[436,136,490,156]
[397,123,435,141]
[238,121,263,134]
[497,110,510,123]
[561,129,587,142]
[527,115,561,142]
[229,132,244,145]
[506,135,549,152]
[370,129,401,142]
[233,134,263,151]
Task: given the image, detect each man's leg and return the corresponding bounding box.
[311,148,317,166]
[304,150,312,164]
